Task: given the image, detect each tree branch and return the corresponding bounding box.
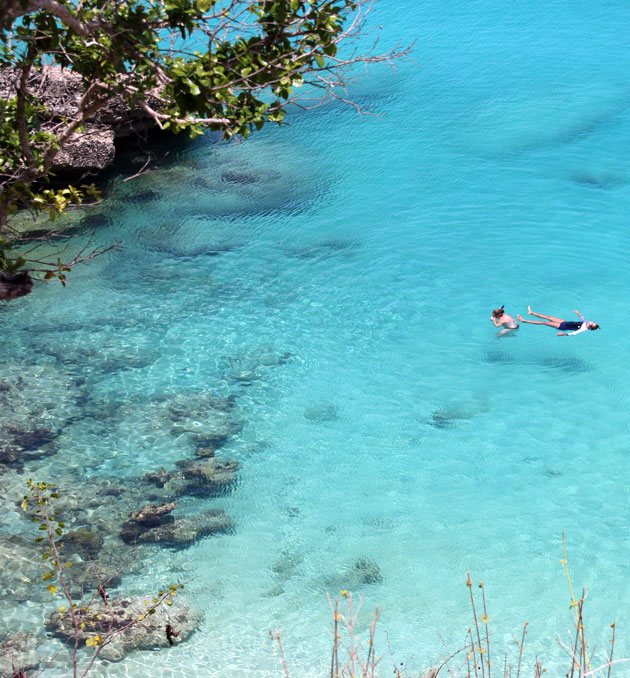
[2,0,90,36]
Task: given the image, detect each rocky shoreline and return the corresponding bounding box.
[0,65,161,176]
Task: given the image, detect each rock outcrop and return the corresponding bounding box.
[0,65,160,175]
[47,597,201,662]
[120,501,233,546]
[0,632,41,676]
[0,271,33,301]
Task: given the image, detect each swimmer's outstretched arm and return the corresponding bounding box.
[573,309,586,321]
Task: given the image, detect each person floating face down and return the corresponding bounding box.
[490,305,519,336]
[516,307,600,336]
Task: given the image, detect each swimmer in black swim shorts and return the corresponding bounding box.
[516,306,600,336]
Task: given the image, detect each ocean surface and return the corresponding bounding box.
[2,1,630,675]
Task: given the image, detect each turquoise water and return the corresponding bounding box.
[3,1,630,675]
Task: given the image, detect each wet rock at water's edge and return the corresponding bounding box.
[0,272,33,301]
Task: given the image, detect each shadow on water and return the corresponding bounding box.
[570,171,629,190]
[428,397,492,429]
[283,238,360,261]
[484,349,592,374]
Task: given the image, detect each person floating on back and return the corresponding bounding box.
[490,305,519,336]
[517,306,600,336]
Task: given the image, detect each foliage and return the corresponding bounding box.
[0,0,407,290]
[19,480,184,678]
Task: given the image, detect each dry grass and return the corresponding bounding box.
[272,535,628,677]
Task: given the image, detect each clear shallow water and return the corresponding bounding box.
[3,1,630,675]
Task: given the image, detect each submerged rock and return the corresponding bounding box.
[65,552,125,595]
[170,420,243,449]
[0,444,21,469]
[221,169,260,184]
[286,238,358,261]
[63,528,104,561]
[167,392,242,448]
[0,632,41,676]
[127,502,178,527]
[430,398,491,429]
[144,455,239,498]
[221,347,293,387]
[304,402,339,422]
[121,508,233,546]
[47,596,202,662]
[195,446,216,459]
[9,428,58,451]
[123,189,161,204]
[120,501,176,543]
[144,468,172,488]
[176,459,240,497]
[271,551,304,581]
[322,556,383,591]
[0,363,83,435]
[350,557,383,585]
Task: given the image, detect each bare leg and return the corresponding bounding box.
[527,306,564,324]
[517,315,561,329]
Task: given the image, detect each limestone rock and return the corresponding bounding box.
[47,596,202,662]
[0,272,33,301]
[0,632,41,676]
[0,65,161,176]
[349,557,383,585]
[128,502,178,527]
[176,459,239,497]
[121,508,233,546]
[63,528,104,561]
[304,402,339,422]
[322,557,383,591]
[54,125,116,172]
[195,446,216,459]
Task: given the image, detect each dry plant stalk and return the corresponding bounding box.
[272,542,629,678]
[19,480,184,678]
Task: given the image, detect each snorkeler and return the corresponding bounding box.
[516,307,600,336]
[490,305,519,335]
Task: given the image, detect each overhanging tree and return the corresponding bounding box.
[0,0,407,298]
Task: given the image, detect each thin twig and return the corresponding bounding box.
[607,623,616,678]
[467,574,485,678]
[515,622,527,678]
[271,629,290,678]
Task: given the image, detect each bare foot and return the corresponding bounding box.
[527,306,533,315]
[517,314,524,321]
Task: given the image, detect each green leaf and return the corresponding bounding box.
[196,0,215,12]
